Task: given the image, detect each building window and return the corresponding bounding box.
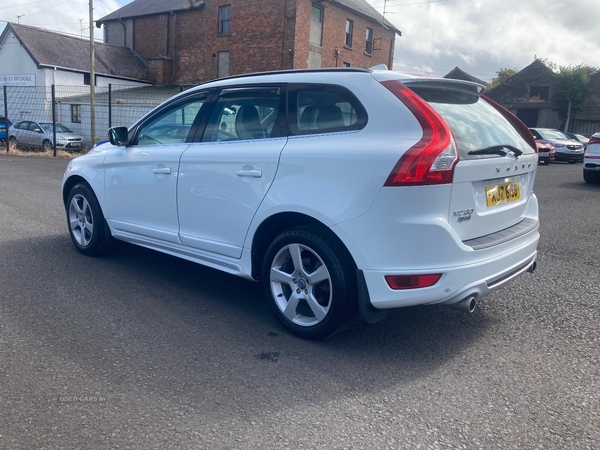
[345,19,353,48]
[343,62,350,67]
[83,73,96,86]
[310,4,323,46]
[218,51,230,78]
[71,105,82,123]
[365,28,373,54]
[529,86,549,102]
[219,5,231,34]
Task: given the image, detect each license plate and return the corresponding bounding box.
[71,142,81,147]
[486,181,521,207]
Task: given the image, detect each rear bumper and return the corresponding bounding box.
[360,233,538,310]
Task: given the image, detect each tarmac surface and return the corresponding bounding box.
[0,154,598,449]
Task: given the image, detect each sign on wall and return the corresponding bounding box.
[0,74,36,86]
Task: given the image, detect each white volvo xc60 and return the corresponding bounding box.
[63,67,540,339]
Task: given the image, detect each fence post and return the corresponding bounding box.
[3,85,8,153]
[51,85,57,157]
[108,83,112,129]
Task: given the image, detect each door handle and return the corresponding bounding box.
[236,169,262,178]
[153,167,171,175]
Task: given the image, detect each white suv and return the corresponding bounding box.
[62,68,540,339]
[583,131,600,183]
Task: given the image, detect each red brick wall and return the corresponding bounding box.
[111,0,397,84]
[171,1,293,84]
[295,0,396,69]
[133,15,170,60]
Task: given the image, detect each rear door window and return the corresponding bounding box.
[201,86,284,142]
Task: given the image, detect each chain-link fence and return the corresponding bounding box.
[1,84,195,155]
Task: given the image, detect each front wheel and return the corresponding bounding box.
[66,183,112,255]
[262,229,357,339]
[43,139,53,151]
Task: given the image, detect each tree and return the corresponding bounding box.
[553,63,598,131]
[490,68,517,89]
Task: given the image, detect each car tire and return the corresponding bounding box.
[8,136,18,149]
[262,228,357,339]
[43,139,53,151]
[583,170,600,184]
[66,183,113,256]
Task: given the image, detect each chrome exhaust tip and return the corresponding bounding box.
[450,296,476,313]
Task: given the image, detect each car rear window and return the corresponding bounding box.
[410,87,535,159]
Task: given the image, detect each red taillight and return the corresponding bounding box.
[588,136,600,145]
[381,80,458,186]
[385,274,442,290]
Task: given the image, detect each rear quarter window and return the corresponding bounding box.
[288,84,367,136]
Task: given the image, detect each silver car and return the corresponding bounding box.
[529,128,584,163]
[9,121,84,151]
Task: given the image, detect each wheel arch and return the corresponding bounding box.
[250,212,357,281]
[62,175,92,207]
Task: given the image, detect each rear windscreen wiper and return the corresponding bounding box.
[468,145,523,157]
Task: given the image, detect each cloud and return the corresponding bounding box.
[374,0,600,81]
[0,0,124,39]
[2,0,600,83]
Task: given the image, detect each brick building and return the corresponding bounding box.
[97,0,401,85]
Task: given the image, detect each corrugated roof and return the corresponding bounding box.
[3,23,148,81]
[98,0,401,34]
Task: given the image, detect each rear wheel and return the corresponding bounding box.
[262,229,357,339]
[66,183,113,255]
[8,136,18,149]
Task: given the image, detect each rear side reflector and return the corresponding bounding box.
[385,273,442,290]
[381,80,458,186]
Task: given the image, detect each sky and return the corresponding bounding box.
[1,0,600,83]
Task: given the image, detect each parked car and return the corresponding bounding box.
[62,67,540,339]
[564,132,590,149]
[9,121,84,151]
[583,131,600,183]
[529,128,584,163]
[0,115,11,143]
[536,140,555,164]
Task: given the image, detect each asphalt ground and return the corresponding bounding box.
[0,154,598,449]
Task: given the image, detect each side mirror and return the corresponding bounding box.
[108,127,129,146]
[34,128,43,133]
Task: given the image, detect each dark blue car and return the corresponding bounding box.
[0,115,11,142]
